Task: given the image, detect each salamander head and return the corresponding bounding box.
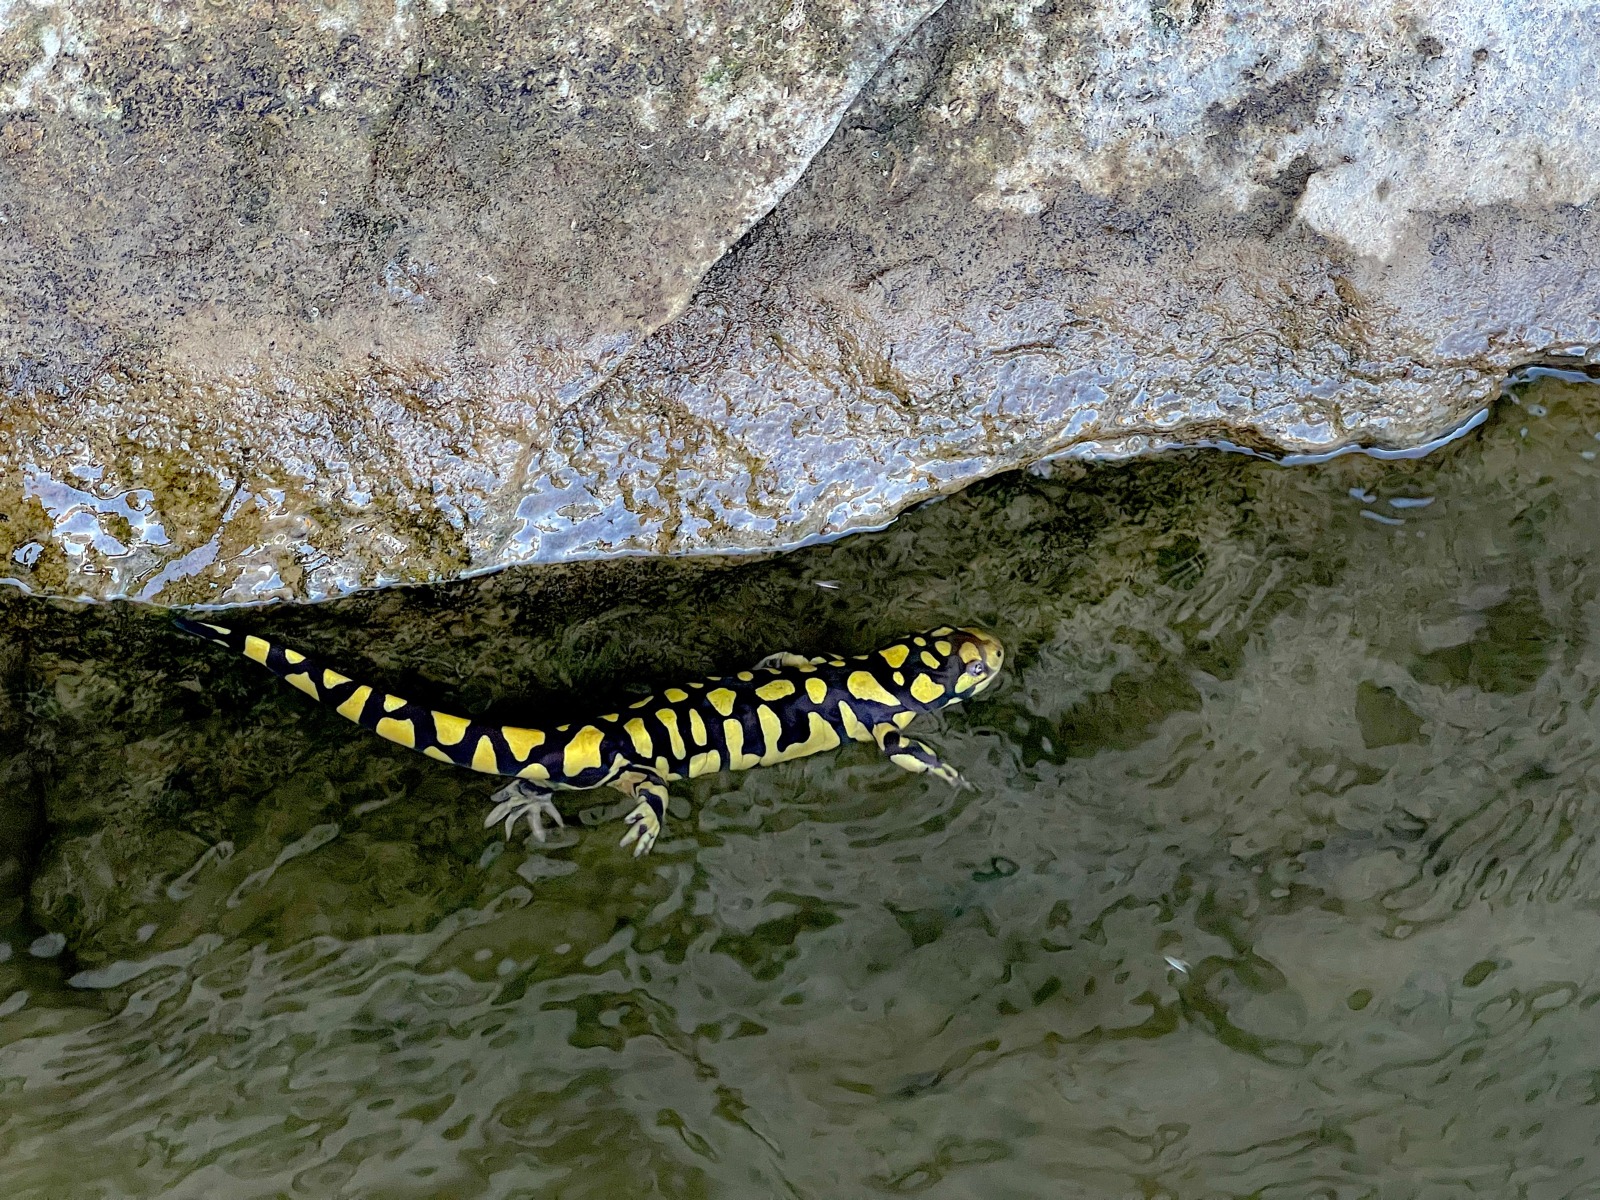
[892,625,1005,709]
[949,626,1005,699]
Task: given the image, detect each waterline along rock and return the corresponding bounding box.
[3,0,1598,603]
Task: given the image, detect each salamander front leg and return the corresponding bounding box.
[872,723,965,787]
[484,779,565,843]
[617,771,672,857]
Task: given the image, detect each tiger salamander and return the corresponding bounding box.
[175,619,1005,856]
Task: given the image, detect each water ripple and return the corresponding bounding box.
[2,376,1600,1195]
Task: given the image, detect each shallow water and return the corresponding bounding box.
[2,372,1600,1197]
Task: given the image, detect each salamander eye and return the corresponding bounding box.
[965,661,987,677]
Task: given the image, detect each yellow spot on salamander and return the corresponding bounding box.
[432,711,471,745]
[893,710,917,729]
[518,761,550,782]
[846,671,899,706]
[376,716,415,747]
[910,674,944,703]
[472,736,500,773]
[838,700,870,741]
[757,705,784,764]
[665,688,688,703]
[724,717,757,769]
[423,746,452,762]
[708,688,737,717]
[323,668,351,689]
[935,640,952,656]
[689,709,707,746]
[244,635,271,664]
[624,718,653,758]
[657,709,686,758]
[920,651,941,669]
[336,685,372,721]
[892,671,904,686]
[779,710,842,760]
[805,677,828,704]
[736,671,754,682]
[879,644,909,669]
[284,672,319,698]
[563,726,605,776]
[283,648,305,665]
[756,678,795,702]
[383,694,406,713]
[502,726,545,761]
[688,748,721,777]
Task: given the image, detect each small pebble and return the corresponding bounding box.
[29,933,66,959]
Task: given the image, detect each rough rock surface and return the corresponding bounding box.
[2,0,1598,602]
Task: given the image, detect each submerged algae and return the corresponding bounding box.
[0,373,1599,1193]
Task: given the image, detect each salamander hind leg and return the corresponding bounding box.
[485,779,565,843]
[754,651,815,670]
[617,771,671,857]
[872,723,966,788]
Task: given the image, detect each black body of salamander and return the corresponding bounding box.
[175,618,1006,855]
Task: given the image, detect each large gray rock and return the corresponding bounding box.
[3,0,1597,602]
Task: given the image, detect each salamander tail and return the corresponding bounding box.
[173,616,240,650]
[174,618,550,779]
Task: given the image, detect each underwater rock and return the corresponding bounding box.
[2,0,1598,602]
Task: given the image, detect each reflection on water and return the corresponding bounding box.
[3,373,1600,1196]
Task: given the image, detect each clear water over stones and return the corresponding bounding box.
[0,374,1597,1193]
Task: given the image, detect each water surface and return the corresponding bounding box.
[2,373,1599,1197]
